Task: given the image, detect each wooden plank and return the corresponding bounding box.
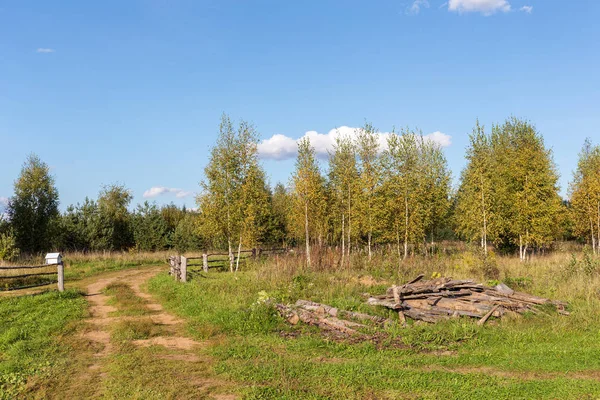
[0,264,59,270]
[477,305,500,326]
[0,271,57,279]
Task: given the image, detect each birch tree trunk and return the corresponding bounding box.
[235,235,242,272]
[305,201,311,268]
[481,176,487,255]
[404,197,409,260]
[228,239,234,272]
[368,212,372,261]
[590,217,596,256]
[341,213,345,268]
[347,187,351,264]
[396,223,401,269]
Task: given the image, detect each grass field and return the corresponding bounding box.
[146,250,600,399]
[2,249,600,398]
[0,289,87,399]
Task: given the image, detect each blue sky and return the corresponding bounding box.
[1,0,599,212]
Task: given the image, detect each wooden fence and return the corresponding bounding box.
[0,262,64,292]
[168,248,288,282]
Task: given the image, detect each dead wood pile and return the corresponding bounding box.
[367,274,569,324]
[276,300,390,338]
[275,275,569,337]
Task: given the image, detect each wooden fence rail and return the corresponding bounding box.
[168,248,290,282]
[0,262,64,292]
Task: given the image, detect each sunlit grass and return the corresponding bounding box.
[147,249,600,399]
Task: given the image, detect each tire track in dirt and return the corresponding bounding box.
[77,267,238,399]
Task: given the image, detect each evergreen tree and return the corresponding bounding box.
[132,202,169,251]
[172,212,204,253]
[269,183,291,246]
[96,184,134,251]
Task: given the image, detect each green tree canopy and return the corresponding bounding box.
[8,154,59,254]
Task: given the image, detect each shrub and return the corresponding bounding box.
[0,231,20,261]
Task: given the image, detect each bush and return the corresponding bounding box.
[0,231,20,261]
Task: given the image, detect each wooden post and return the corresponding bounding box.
[252,248,257,259]
[57,262,64,292]
[180,256,187,283]
[202,253,208,273]
[175,256,180,281]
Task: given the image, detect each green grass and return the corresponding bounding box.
[110,318,163,342]
[0,289,87,399]
[63,254,166,281]
[104,283,149,316]
[147,255,600,399]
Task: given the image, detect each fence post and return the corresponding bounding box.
[180,256,187,283]
[252,248,257,259]
[202,253,208,273]
[57,262,64,292]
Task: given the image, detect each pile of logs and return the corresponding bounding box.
[276,300,390,337]
[367,274,569,324]
[275,275,569,337]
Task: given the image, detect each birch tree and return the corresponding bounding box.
[327,133,359,266]
[381,130,422,261]
[498,118,561,260]
[455,121,494,254]
[8,154,59,254]
[356,122,382,260]
[198,114,239,270]
[570,139,600,254]
[291,137,326,268]
[420,138,452,254]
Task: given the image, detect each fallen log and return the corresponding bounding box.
[277,303,366,337]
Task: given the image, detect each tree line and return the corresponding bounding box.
[0,157,203,260]
[1,114,599,262]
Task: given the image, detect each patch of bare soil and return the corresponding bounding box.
[132,336,202,350]
[150,312,183,325]
[424,365,600,382]
[59,266,239,398]
[157,353,201,362]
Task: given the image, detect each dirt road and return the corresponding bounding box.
[60,267,238,399]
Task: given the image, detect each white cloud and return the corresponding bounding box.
[258,126,452,161]
[143,187,192,199]
[520,5,533,13]
[407,0,430,15]
[256,134,298,161]
[448,0,511,15]
[36,48,55,53]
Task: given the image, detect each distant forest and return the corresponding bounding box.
[1,114,599,262]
